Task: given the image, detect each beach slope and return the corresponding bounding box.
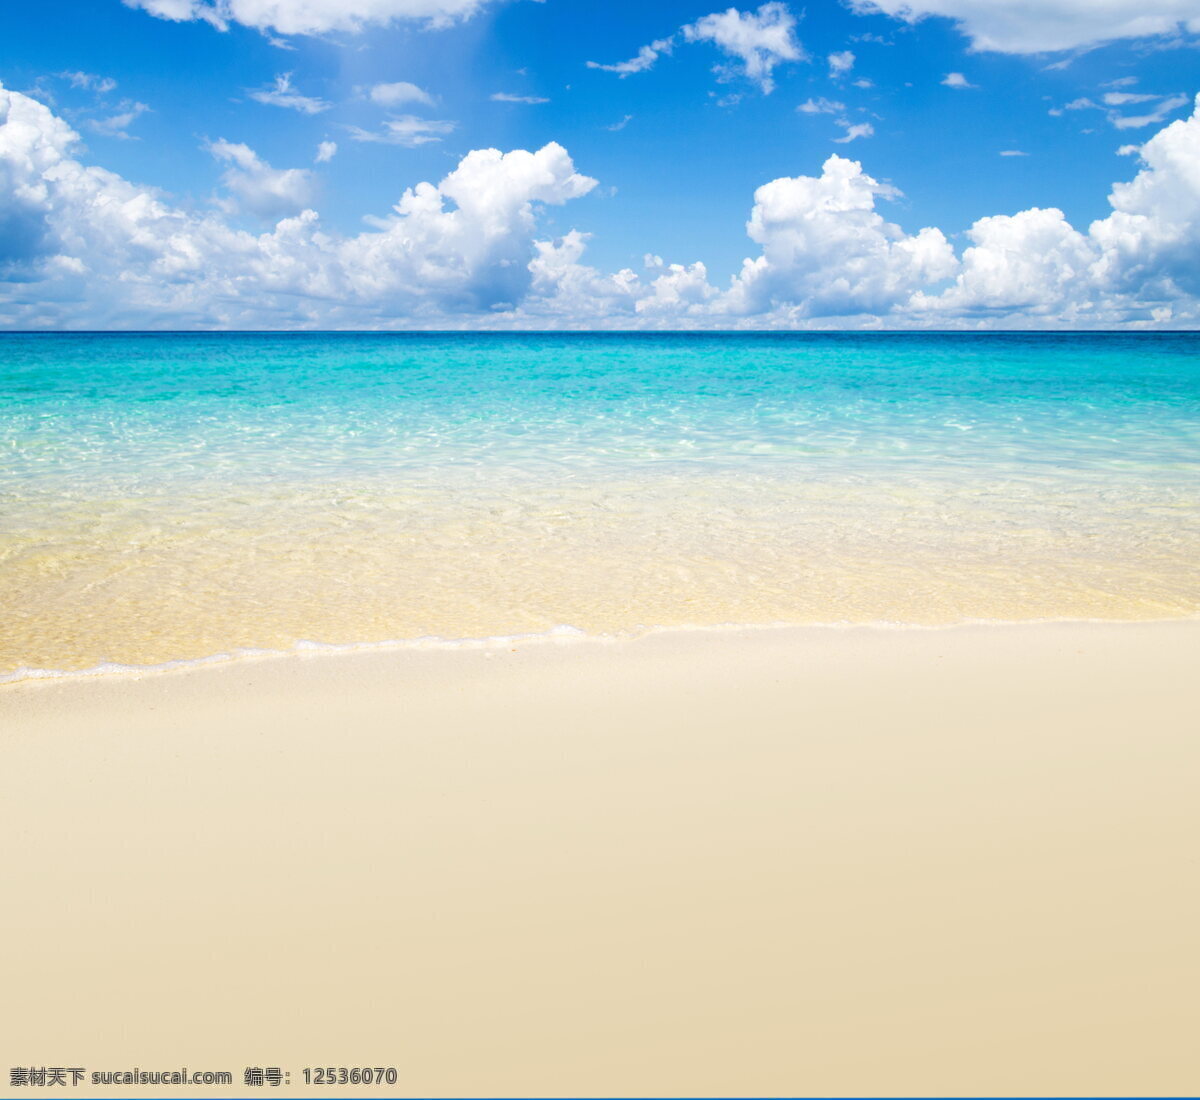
[2,622,1197,1097]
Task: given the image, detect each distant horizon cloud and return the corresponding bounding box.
[6,78,1200,329]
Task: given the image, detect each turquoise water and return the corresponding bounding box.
[2,332,1199,676]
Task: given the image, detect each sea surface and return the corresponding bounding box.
[2,332,1198,680]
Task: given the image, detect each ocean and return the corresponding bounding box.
[2,331,1198,680]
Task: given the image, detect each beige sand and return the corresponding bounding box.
[2,622,1198,1097]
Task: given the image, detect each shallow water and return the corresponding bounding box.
[3,332,1198,678]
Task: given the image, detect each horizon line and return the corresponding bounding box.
[2,328,1198,337]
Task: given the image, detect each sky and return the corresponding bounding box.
[1,0,1200,329]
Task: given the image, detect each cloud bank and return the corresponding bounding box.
[2,81,1199,329]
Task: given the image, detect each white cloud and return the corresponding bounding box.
[846,0,1200,54]
[369,81,434,107]
[725,155,957,316]
[586,38,675,77]
[348,115,456,146]
[797,97,845,114]
[828,50,855,76]
[605,114,633,131]
[6,79,1200,330]
[1117,143,1142,154]
[833,121,874,142]
[122,0,491,35]
[87,100,151,139]
[853,78,874,88]
[683,2,806,93]
[999,149,1029,156]
[1053,90,1191,129]
[919,206,1097,317]
[62,72,119,94]
[1104,91,1158,105]
[491,93,550,104]
[913,93,1200,322]
[248,73,329,114]
[0,82,597,325]
[332,144,599,311]
[588,3,804,94]
[798,98,875,143]
[1110,93,1190,129]
[637,260,719,315]
[1091,93,1200,298]
[208,139,315,218]
[315,141,338,163]
[942,72,976,88]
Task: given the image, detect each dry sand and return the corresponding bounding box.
[2,622,1198,1097]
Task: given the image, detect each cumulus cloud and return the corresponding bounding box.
[248,73,328,114]
[369,81,434,107]
[920,207,1096,317]
[122,0,491,35]
[725,155,957,316]
[683,2,805,93]
[208,139,315,218]
[1090,94,1200,298]
[846,0,1200,54]
[999,149,1029,156]
[5,79,1200,330]
[315,140,337,163]
[0,83,597,325]
[913,93,1200,321]
[347,116,456,146]
[942,72,976,88]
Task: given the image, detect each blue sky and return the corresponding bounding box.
[2,0,1200,328]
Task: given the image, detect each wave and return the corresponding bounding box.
[4,615,1198,688]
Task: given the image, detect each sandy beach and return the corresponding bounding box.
[2,621,1197,1097]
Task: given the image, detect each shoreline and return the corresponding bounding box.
[4,612,1200,688]
[3,620,1198,1096]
